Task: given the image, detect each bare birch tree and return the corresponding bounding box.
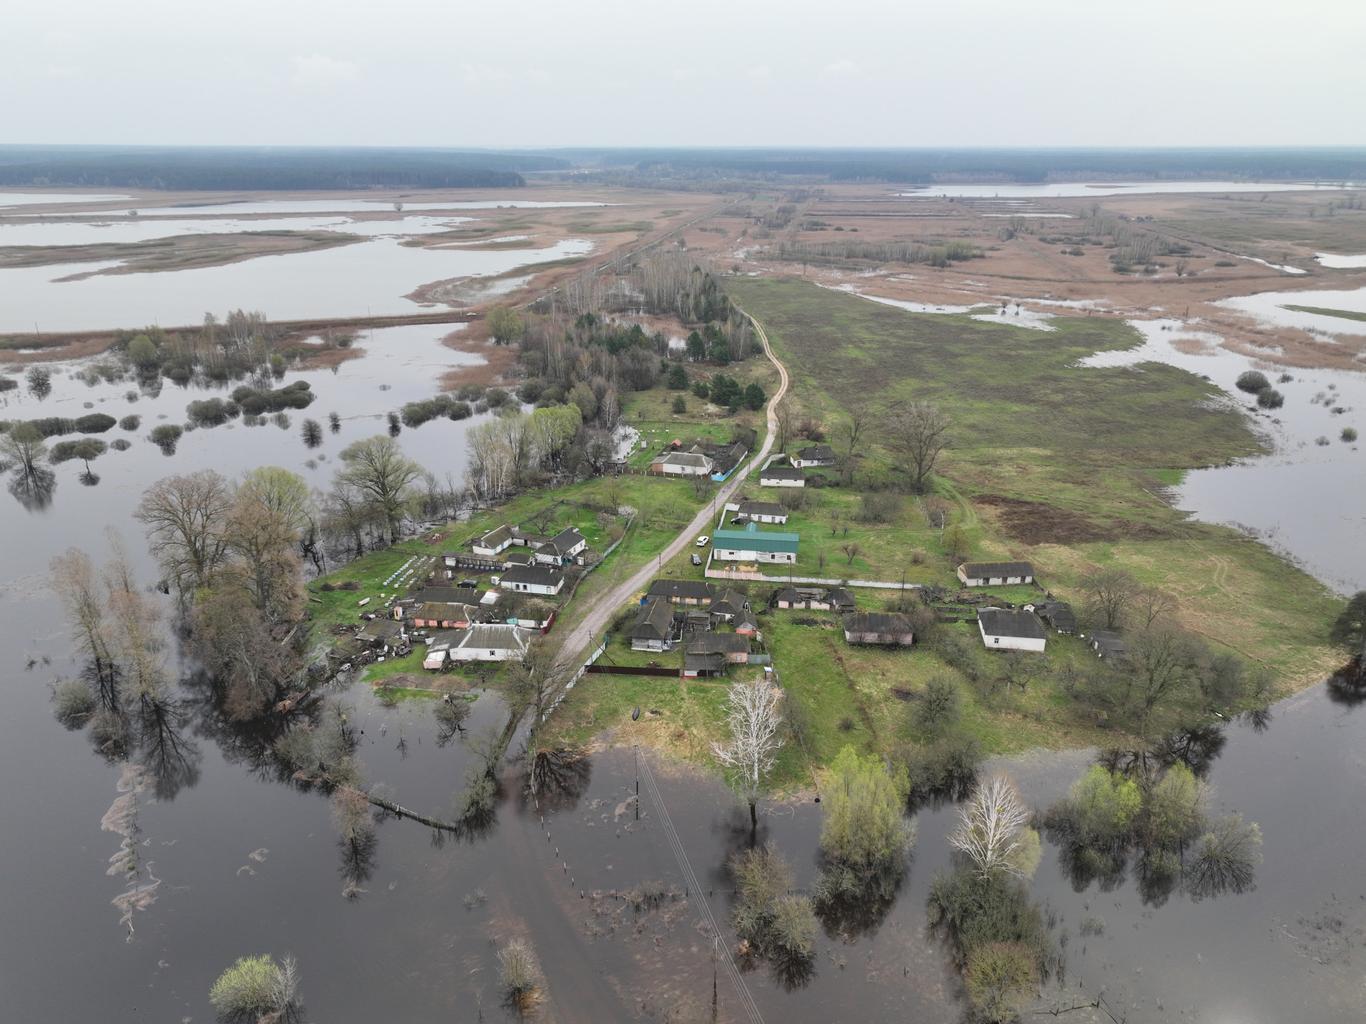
[712,677,784,838]
[949,774,1033,877]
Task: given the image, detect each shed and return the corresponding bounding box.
[957,561,1036,587]
[843,612,915,647]
[977,608,1048,652]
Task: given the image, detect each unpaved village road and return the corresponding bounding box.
[552,308,789,676]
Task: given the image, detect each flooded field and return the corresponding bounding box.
[896,181,1361,199]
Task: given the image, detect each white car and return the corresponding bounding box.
[695,535,710,547]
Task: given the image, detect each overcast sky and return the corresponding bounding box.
[7,0,1363,148]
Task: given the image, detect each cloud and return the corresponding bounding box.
[821,58,862,78]
[290,54,359,90]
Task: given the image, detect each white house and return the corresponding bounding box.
[977,608,1047,653]
[759,466,805,488]
[650,451,714,477]
[472,524,514,558]
[495,565,565,596]
[790,443,836,468]
[448,624,531,663]
[958,561,1035,587]
[735,500,788,524]
[535,527,588,566]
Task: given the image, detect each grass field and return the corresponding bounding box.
[726,276,1341,684]
[1283,304,1366,323]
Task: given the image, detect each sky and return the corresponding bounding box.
[7,0,1365,148]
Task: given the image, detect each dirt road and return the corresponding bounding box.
[552,308,788,674]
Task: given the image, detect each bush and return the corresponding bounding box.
[118,414,141,431]
[818,746,914,900]
[857,490,901,524]
[914,676,962,734]
[149,424,183,450]
[1343,427,1359,443]
[49,439,107,464]
[52,679,96,725]
[185,397,240,427]
[110,438,132,451]
[73,413,116,433]
[0,376,16,393]
[671,395,687,414]
[926,868,1050,969]
[208,954,299,1019]
[1235,371,1270,393]
[732,846,817,966]
[230,380,314,414]
[400,394,474,427]
[964,942,1039,1023]
[1256,388,1285,409]
[497,939,543,1009]
[903,732,982,803]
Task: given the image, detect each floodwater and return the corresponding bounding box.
[897,181,1361,199]
[0,235,593,332]
[0,213,475,247]
[109,198,608,216]
[1317,253,1366,269]
[835,284,1059,330]
[0,191,132,208]
[1218,285,1366,338]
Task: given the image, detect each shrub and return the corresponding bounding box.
[185,397,240,427]
[52,679,96,725]
[963,942,1039,1023]
[1235,370,1270,393]
[857,490,901,524]
[1343,427,1359,443]
[732,846,817,966]
[0,376,16,393]
[926,868,1050,969]
[118,414,141,431]
[671,395,687,414]
[110,438,132,451]
[497,939,543,1009]
[149,424,183,450]
[1256,388,1285,409]
[49,439,107,464]
[400,394,473,427]
[914,676,961,734]
[208,954,299,1019]
[1186,814,1262,897]
[817,746,914,904]
[72,413,116,433]
[230,380,314,414]
[903,732,982,802]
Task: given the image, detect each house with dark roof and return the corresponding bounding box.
[977,608,1047,652]
[535,527,588,567]
[683,651,728,678]
[472,524,514,557]
[1089,630,1128,661]
[629,599,678,652]
[958,561,1035,587]
[496,565,565,597]
[502,547,536,567]
[691,439,748,477]
[414,586,484,607]
[647,578,715,606]
[759,465,806,488]
[709,588,752,622]
[712,523,799,565]
[735,500,788,525]
[773,586,855,613]
[734,609,760,637]
[843,612,915,647]
[790,443,836,468]
[1032,600,1078,635]
[357,618,406,651]
[683,632,750,673]
[410,602,482,630]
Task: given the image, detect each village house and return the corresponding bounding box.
[843,611,915,647]
[682,632,751,676]
[650,451,714,477]
[957,560,1036,587]
[356,618,407,653]
[495,565,565,597]
[734,609,760,637]
[629,599,679,652]
[1089,629,1128,661]
[772,586,855,613]
[647,578,715,606]
[409,602,482,630]
[708,588,752,622]
[690,439,748,477]
[977,608,1048,652]
[790,443,836,468]
[759,465,806,488]
[712,522,799,565]
[734,500,788,525]
[535,527,588,567]
[1031,599,1078,634]
[447,623,531,663]
[472,524,514,558]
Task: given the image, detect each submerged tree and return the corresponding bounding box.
[1331,591,1366,674]
[949,775,1038,879]
[135,470,233,600]
[497,938,544,1013]
[712,677,784,839]
[335,435,422,545]
[208,953,300,1021]
[731,844,818,983]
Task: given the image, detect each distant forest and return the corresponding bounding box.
[547,146,1366,185]
[0,146,568,191]
[2,145,1364,192]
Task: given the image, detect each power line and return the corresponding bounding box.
[636,750,764,1024]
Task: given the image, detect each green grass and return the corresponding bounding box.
[1283,304,1366,323]
[727,276,1341,686]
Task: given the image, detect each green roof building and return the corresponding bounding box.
[712,522,799,564]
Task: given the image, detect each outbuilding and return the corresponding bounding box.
[843,612,915,647]
[472,525,514,558]
[759,466,806,488]
[735,500,789,525]
[1089,630,1128,661]
[496,565,566,596]
[977,608,1048,652]
[536,527,588,567]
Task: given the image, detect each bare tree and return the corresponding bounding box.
[712,677,784,839]
[1126,627,1203,734]
[949,774,1033,877]
[841,542,862,567]
[50,548,117,700]
[1080,567,1139,631]
[830,405,869,486]
[134,470,233,600]
[1136,586,1176,629]
[886,400,950,494]
[774,402,794,455]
